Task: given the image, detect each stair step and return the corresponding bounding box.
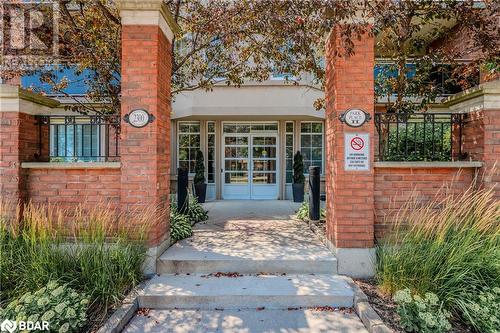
[139,274,354,310]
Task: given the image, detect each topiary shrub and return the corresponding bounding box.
[0,281,89,333]
[292,151,305,184]
[193,150,206,185]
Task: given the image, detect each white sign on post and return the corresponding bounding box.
[345,133,370,171]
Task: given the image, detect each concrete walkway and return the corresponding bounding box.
[122,201,368,333]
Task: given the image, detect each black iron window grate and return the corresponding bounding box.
[37,115,120,162]
[375,113,465,162]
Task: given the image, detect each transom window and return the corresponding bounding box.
[300,122,323,174]
[223,123,278,133]
[178,121,200,174]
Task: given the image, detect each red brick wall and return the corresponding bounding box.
[374,167,476,239]
[481,109,500,199]
[26,168,121,209]
[0,112,41,204]
[325,27,375,249]
[120,24,172,246]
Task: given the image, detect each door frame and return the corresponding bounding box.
[221,122,280,200]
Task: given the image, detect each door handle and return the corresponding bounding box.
[221,169,224,173]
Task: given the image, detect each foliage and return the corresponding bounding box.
[0,282,89,333]
[393,289,451,333]
[377,185,500,326]
[193,150,206,185]
[186,195,209,223]
[383,122,452,161]
[0,200,154,329]
[296,201,326,221]
[293,151,305,184]
[457,287,500,333]
[170,209,192,242]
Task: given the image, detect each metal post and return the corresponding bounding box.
[309,166,320,221]
[177,167,189,214]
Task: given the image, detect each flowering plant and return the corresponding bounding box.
[393,289,451,333]
[0,281,89,333]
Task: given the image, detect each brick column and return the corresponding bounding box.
[0,85,50,210]
[117,1,178,253]
[325,26,375,277]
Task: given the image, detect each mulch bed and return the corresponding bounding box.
[354,279,474,333]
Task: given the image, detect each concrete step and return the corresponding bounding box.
[139,274,354,310]
[157,229,338,274]
[123,308,369,333]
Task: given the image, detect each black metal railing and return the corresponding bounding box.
[375,113,465,162]
[36,115,120,162]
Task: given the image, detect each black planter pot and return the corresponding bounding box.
[194,183,207,203]
[292,183,305,203]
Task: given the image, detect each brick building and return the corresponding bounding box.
[1,0,498,276]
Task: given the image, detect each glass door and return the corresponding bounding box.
[223,134,250,199]
[251,135,278,199]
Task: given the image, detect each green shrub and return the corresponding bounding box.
[0,200,154,328]
[295,201,326,221]
[186,195,208,223]
[457,287,500,333]
[0,281,89,333]
[393,289,451,333]
[193,150,206,185]
[377,185,500,326]
[170,209,192,241]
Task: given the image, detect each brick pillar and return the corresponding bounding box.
[480,109,500,199]
[325,26,375,277]
[0,86,45,210]
[117,1,178,252]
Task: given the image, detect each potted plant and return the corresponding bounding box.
[292,151,305,202]
[193,150,207,203]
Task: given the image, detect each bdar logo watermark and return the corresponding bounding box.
[1,319,49,332]
[0,0,59,71]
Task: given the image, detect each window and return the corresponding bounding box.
[300,122,323,174]
[285,122,294,183]
[49,122,101,162]
[178,121,200,174]
[207,122,216,184]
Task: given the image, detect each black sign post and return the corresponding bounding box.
[309,166,321,221]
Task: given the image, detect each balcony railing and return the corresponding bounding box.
[36,115,120,162]
[375,113,465,162]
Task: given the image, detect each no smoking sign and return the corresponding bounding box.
[345,133,369,171]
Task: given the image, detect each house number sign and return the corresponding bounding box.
[339,108,371,128]
[124,109,155,128]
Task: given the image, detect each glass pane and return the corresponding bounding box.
[253,160,277,171]
[286,122,294,133]
[252,173,276,184]
[178,148,189,160]
[189,161,196,173]
[225,172,248,184]
[286,171,293,183]
[301,122,312,133]
[286,134,293,146]
[208,147,215,160]
[286,147,293,159]
[225,136,248,145]
[253,147,276,158]
[189,123,200,133]
[265,137,276,145]
[189,149,198,161]
[179,160,189,170]
[179,134,190,147]
[208,173,215,183]
[301,135,311,147]
[253,137,265,145]
[190,135,200,147]
[179,123,190,133]
[208,134,215,146]
[225,160,248,171]
[312,147,322,160]
[286,159,292,170]
[223,125,236,133]
[312,123,323,133]
[251,124,264,131]
[265,124,278,131]
[207,122,215,133]
[301,148,311,160]
[312,134,322,147]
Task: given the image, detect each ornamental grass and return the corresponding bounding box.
[376,181,500,329]
[0,199,165,328]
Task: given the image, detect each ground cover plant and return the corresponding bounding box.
[170,195,209,242]
[377,184,500,332]
[0,200,161,331]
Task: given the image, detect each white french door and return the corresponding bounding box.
[223,133,278,200]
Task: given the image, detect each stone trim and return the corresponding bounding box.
[0,84,61,114]
[374,161,483,169]
[21,162,121,169]
[117,0,181,42]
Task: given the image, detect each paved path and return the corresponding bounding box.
[122,201,368,333]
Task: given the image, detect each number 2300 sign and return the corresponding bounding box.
[124,109,155,128]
